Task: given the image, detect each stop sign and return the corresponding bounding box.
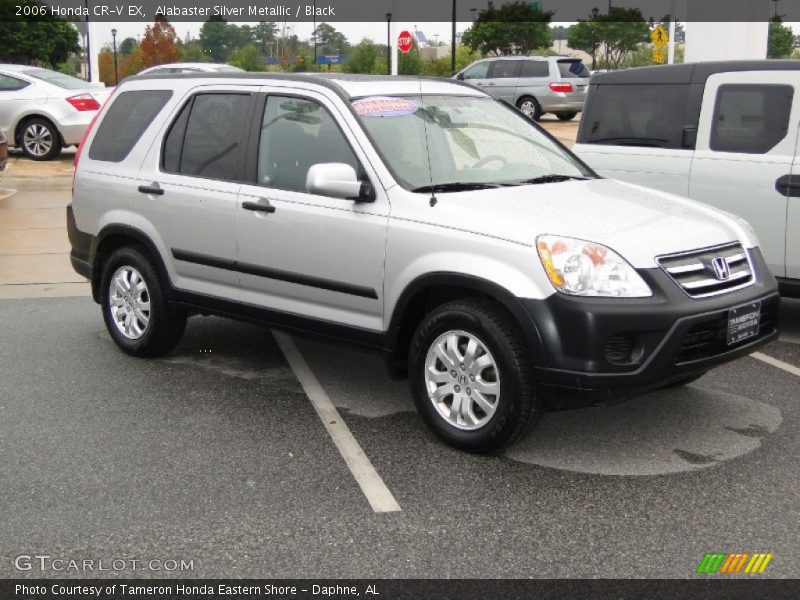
[398,31,413,54]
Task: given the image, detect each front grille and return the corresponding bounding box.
[657,243,754,298]
[676,298,778,363]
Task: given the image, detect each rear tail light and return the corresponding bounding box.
[66,94,101,111]
[549,82,574,93]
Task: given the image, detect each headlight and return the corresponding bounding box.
[536,235,652,298]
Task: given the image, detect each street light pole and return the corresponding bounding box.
[111,28,118,85]
[386,13,392,75]
[451,0,457,75]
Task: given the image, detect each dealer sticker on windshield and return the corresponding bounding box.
[727,301,761,346]
[353,96,419,117]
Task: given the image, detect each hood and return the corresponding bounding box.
[394,178,755,269]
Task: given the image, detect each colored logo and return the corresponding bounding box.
[352,97,419,118]
[696,552,773,574]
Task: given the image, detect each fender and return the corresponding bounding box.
[385,272,549,368]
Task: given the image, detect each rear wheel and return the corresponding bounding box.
[101,246,186,357]
[409,298,540,454]
[19,117,62,161]
[556,112,578,121]
[516,96,542,121]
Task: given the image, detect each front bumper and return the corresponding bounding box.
[523,247,779,408]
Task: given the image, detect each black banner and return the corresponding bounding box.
[3,579,800,600]
[6,0,800,23]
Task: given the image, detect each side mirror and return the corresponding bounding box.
[456,72,465,80]
[306,163,375,203]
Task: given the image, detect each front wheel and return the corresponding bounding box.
[101,246,186,357]
[409,298,540,453]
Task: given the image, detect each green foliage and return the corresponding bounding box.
[178,40,209,62]
[768,18,795,59]
[312,23,349,56]
[568,7,649,69]
[227,45,265,72]
[344,39,385,74]
[398,40,422,75]
[0,0,80,67]
[462,1,552,56]
[421,45,481,77]
[119,37,138,58]
[200,16,234,62]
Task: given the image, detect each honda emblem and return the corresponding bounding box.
[711,257,730,281]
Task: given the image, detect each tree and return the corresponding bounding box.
[228,45,265,72]
[178,40,209,62]
[421,45,481,77]
[0,0,79,67]
[140,14,180,69]
[200,16,235,62]
[600,8,650,69]
[254,22,278,55]
[567,19,603,68]
[312,23,349,56]
[461,2,552,56]
[344,39,382,74]
[398,39,422,75]
[119,37,138,58]
[768,17,795,59]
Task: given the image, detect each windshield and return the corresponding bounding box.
[22,68,90,90]
[353,94,592,191]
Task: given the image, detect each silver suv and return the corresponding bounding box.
[68,73,779,453]
[455,56,589,121]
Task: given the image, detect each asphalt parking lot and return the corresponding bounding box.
[1,124,799,579]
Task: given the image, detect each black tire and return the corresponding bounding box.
[516,96,542,121]
[409,298,540,454]
[660,371,707,389]
[100,246,186,357]
[18,117,62,161]
[556,112,578,121]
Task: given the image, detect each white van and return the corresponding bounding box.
[573,61,800,297]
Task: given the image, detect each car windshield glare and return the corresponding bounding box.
[22,68,91,90]
[353,94,591,191]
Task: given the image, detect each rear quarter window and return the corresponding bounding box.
[558,61,590,78]
[88,90,173,162]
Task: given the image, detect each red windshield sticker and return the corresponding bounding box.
[353,97,419,117]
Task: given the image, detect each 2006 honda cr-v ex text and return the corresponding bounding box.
[68,73,779,453]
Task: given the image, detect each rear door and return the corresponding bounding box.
[486,60,522,104]
[135,87,256,297]
[516,60,551,106]
[573,82,695,196]
[690,71,800,279]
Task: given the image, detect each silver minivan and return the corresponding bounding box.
[454,56,589,121]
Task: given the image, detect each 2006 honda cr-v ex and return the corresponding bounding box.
[68,73,779,453]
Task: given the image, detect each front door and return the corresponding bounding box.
[486,60,522,104]
[690,71,800,278]
[236,90,388,333]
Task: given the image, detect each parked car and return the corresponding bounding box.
[0,129,7,172]
[572,61,800,298]
[454,56,589,120]
[0,65,112,161]
[68,73,778,453]
[138,63,245,76]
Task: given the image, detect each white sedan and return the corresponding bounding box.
[0,65,112,161]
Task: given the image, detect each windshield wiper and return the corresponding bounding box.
[411,182,502,193]
[513,175,589,185]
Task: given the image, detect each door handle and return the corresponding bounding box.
[775,174,800,197]
[486,82,496,86]
[242,200,276,214]
[138,183,164,196]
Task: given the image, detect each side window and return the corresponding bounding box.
[579,84,690,149]
[0,75,29,91]
[710,84,794,154]
[461,62,490,80]
[257,96,359,193]
[88,90,172,162]
[519,61,550,77]
[162,92,251,180]
[489,61,522,79]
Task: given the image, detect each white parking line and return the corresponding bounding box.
[272,330,402,513]
[752,352,800,378]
